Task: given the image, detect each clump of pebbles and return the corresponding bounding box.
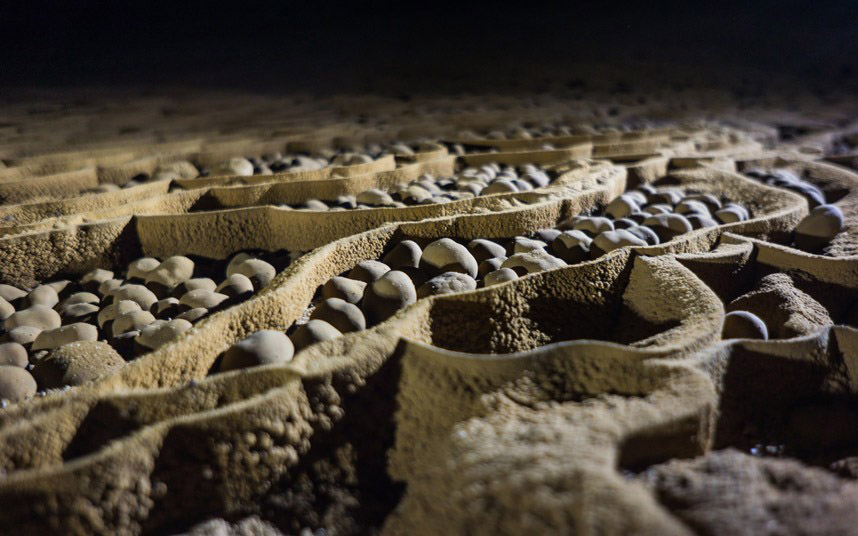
[745,168,844,252]
[216,184,751,373]
[0,250,288,403]
[283,163,554,211]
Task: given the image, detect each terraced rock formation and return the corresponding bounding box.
[0,90,857,535]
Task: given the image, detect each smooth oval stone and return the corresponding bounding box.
[468,239,507,264]
[551,230,592,264]
[420,238,479,278]
[484,268,519,287]
[482,179,519,194]
[97,278,123,297]
[534,229,562,243]
[356,189,395,206]
[32,323,98,350]
[302,199,329,211]
[112,310,156,336]
[171,278,217,298]
[233,258,276,291]
[722,311,769,340]
[0,366,37,402]
[31,341,124,389]
[212,157,254,177]
[684,193,722,211]
[45,280,71,298]
[397,266,430,288]
[0,284,26,304]
[612,217,638,230]
[510,237,547,255]
[605,195,639,219]
[290,320,342,352]
[4,305,61,331]
[791,183,826,208]
[145,256,195,291]
[226,253,254,277]
[215,273,255,298]
[526,171,551,188]
[60,292,100,308]
[643,213,693,242]
[310,298,366,333]
[321,277,367,304]
[176,308,208,323]
[127,257,160,280]
[648,190,683,205]
[135,318,192,350]
[22,285,59,308]
[674,200,711,216]
[156,160,199,180]
[382,240,422,269]
[98,300,142,328]
[573,217,615,237]
[220,330,295,372]
[794,204,844,251]
[626,225,661,245]
[686,214,719,229]
[179,289,229,311]
[5,327,41,346]
[348,260,391,284]
[0,342,28,367]
[362,270,417,325]
[0,297,13,321]
[623,191,648,205]
[591,229,648,257]
[478,256,507,278]
[152,297,181,319]
[111,284,158,310]
[417,272,477,298]
[502,250,567,276]
[401,185,432,204]
[80,268,113,292]
[642,204,672,215]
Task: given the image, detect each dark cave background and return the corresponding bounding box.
[2,1,857,94]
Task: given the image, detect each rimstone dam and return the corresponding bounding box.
[0,90,857,534]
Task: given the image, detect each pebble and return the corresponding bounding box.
[4,305,61,331]
[420,238,479,278]
[0,342,28,367]
[321,276,367,304]
[347,260,391,284]
[145,256,195,294]
[362,270,417,324]
[722,311,769,340]
[478,256,506,277]
[98,300,142,328]
[551,230,592,264]
[215,274,255,298]
[290,320,342,352]
[382,240,422,269]
[794,204,844,252]
[643,213,693,242]
[591,229,648,257]
[484,268,519,287]
[176,308,208,322]
[417,272,477,298]
[152,297,181,319]
[32,323,98,351]
[509,237,547,255]
[468,239,507,264]
[356,189,395,207]
[179,289,229,311]
[0,366,37,402]
[573,217,614,236]
[31,341,124,389]
[171,278,217,298]
[604,195,639,219]
[5,327,41,346]
[0,284,26,304]
[135,319,192,351]
[127,257,160,280]
[213,157,254,177]
[22,285,59,308]
[0,297,13,321]
[112,310,156,336]
[220,330,295,372]
[502,250,567,275]
[111,284,159,310]
[715,205,749,224]
[310,298,366,333]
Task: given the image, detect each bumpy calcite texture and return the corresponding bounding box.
[0,91,857,534]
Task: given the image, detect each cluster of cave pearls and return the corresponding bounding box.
[0,91,857,535]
